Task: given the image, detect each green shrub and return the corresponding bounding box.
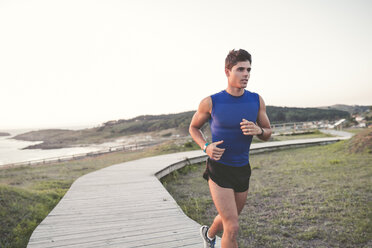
[0,183,68,248]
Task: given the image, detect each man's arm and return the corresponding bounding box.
[240,95,272,141]
[189,97,225,160]
[256,95,272,141]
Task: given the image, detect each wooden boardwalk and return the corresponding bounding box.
[27,132,351,248]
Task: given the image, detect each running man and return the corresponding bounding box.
[189,49,272,248]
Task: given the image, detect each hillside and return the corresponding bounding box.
[347,129,372,154]
[266,106,349,123]
[318,104,371,114]
[13,112,195,149]
[13,106,350,149]
[99,111,194,135]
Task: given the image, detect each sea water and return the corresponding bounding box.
[0,127,106,168]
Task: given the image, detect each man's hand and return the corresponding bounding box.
[240,119,262,136]
[206,140,225,160]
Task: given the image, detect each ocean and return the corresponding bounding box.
[0,126,109,168]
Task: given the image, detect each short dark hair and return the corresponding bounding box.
[225,49,252,70]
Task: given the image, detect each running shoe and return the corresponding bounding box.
[200,225,216,248]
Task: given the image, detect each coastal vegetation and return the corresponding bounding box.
[12,106,350,150]
[161,129,372,247]
[318,104,371,114]
[266,106,348,123]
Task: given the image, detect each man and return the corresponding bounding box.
[189,49,272,248]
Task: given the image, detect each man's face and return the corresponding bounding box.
[225,61,251,89]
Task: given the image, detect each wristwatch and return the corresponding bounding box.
[203,142,209,153]
[259,127,264,136]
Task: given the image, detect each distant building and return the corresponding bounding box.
[355,116,365,122]
[358,122,367,128]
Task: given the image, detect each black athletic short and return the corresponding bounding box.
[203,158,252,193]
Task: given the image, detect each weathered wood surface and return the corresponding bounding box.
[27,131,350,248]
[27,150,210,248]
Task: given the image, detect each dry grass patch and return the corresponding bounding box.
[162,131,372,247]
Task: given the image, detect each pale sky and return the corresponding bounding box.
[1,0,371,129]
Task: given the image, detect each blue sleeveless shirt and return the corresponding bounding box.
[209,90,260,167]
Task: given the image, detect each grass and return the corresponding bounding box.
[161,129,372,247]
[0,129,361,247]
[0,183,69,248]
[269,130,334,141]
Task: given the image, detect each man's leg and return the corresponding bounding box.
[208,189,248,238]
[207,179,248,248]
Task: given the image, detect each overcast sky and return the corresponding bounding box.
[1,0,371,129]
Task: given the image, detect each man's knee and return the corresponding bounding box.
[224,218,239,238]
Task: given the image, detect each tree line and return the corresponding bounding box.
[100,107,350,136]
